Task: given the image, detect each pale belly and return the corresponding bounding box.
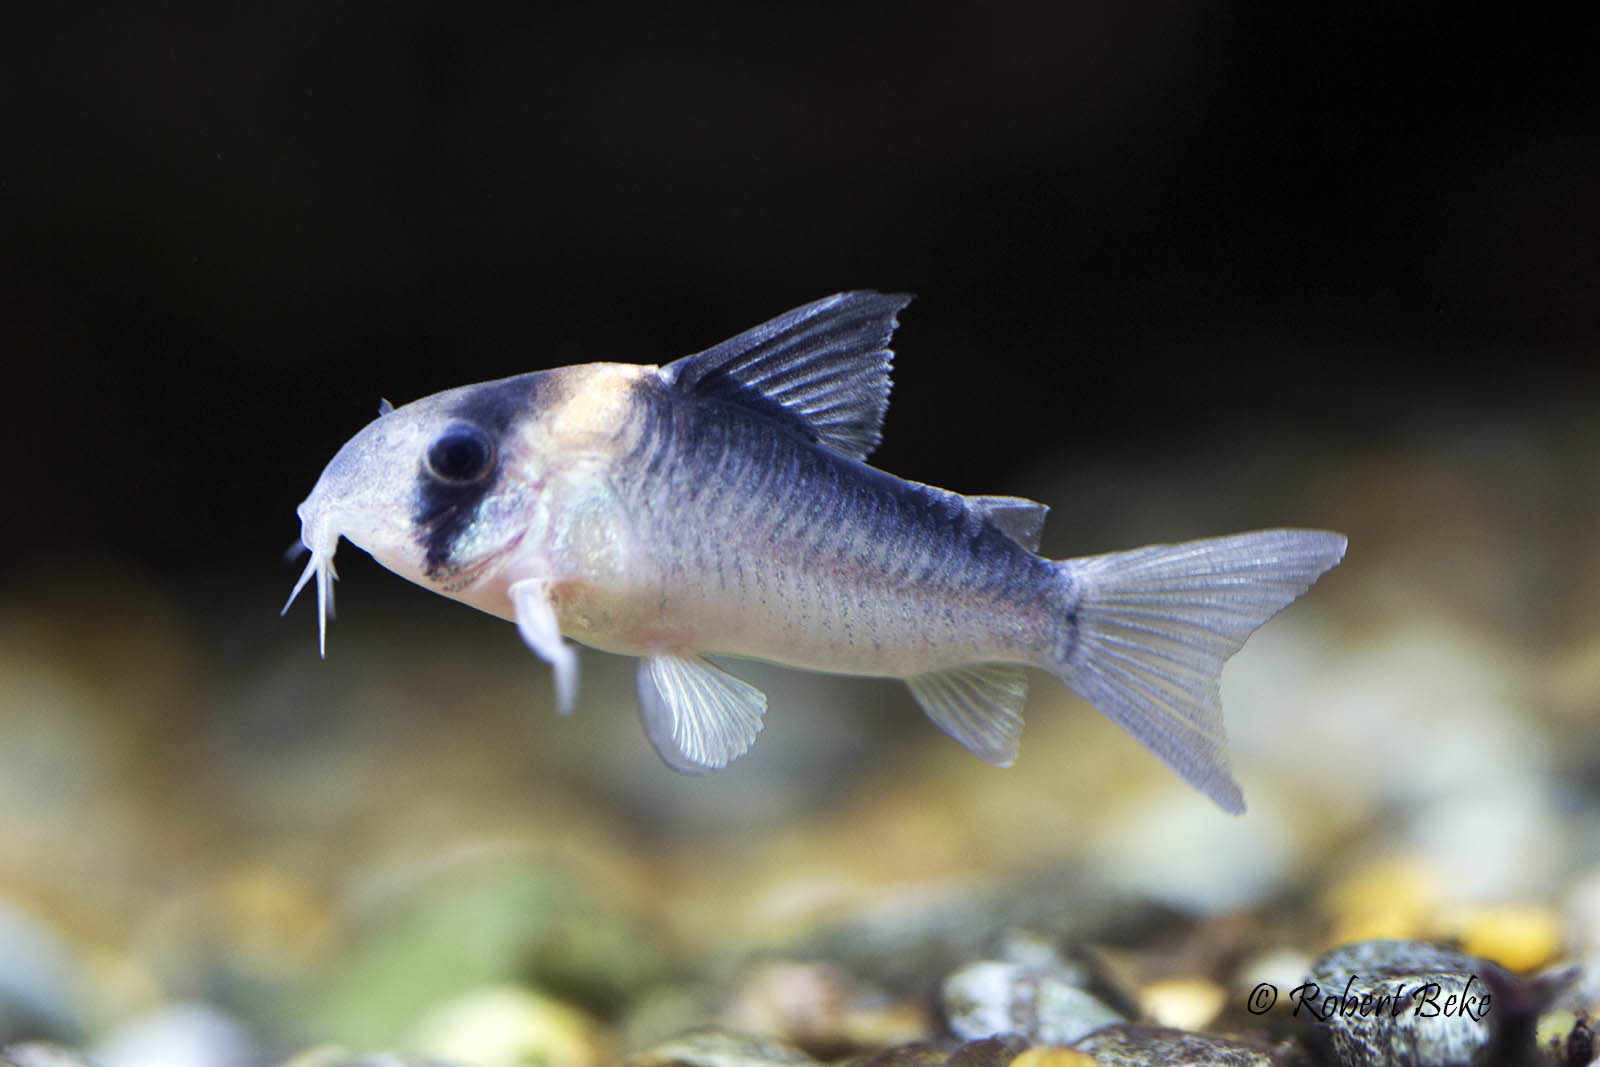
[544,549,1050,680]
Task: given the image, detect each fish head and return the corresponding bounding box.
[285,372,550,653]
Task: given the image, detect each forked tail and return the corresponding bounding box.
[1051,529,1347,813]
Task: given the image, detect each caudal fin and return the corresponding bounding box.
[1052,529,1347,813]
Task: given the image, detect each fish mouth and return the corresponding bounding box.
[433,527,526,595]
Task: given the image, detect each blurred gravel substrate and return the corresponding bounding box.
[2,407,1597,1065]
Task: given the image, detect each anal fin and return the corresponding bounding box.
[638,653,768,774]
[906,664,1028,766]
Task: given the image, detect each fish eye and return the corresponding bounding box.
[425,423,495,484]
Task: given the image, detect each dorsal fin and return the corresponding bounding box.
[968,495,1049,552]
[659,291,912,461]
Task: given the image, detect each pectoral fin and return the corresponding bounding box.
[508,579,579,717]
[637,653,767,774]
[906,664,1028,766]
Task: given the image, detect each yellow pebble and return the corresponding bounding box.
[1536,1010,1579,1050]
[1438,903,1563,973]
[1139,977,1226,1031]
[1009,1048,1099,1067]
[406,985,609,1067]
[1322,857,1441,945]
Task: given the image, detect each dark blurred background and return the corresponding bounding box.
[4,3,1595,580]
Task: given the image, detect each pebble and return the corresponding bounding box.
[1300,941,1503,1067]
[835,1042,946,1067]
[1550,1014,1597,1066]
[1321,857,1442,945]
[836,1037,1044,1067]
[1436,902,1564,973]
[1007,1049,1098,1067]
[722,960,926,1055]
[987,930,1139,1021]
[1323,855,1565,963]
[940,961,1122,1046]
[404,985,607,1067]
[1070,1023,1282,1066]
[945,1035,1030,1066]
[1136,977,1225,1031]
[1234,947,1314,1011]
[0,1044,95,1067]
[1535,1011,1582,1054]
[623,1028,821,1066]
[89,1002,260,1067]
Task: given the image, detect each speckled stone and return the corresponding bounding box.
[1300,941,1507,1067]
[723,959,926,1055]
[623,1028,822,1067]
[986,930,1140,1021]
[1070,1023,1287,1066]
[945,1035,1031,1067]
[941,961,1122,1046]
[834,1041,947,1067]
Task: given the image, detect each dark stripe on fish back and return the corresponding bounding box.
[415,373,542,574]
[627,377,1047,597]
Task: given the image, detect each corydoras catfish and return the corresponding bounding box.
[286,292,1346,812]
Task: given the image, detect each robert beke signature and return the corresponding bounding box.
[1247,974,1492,1021]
